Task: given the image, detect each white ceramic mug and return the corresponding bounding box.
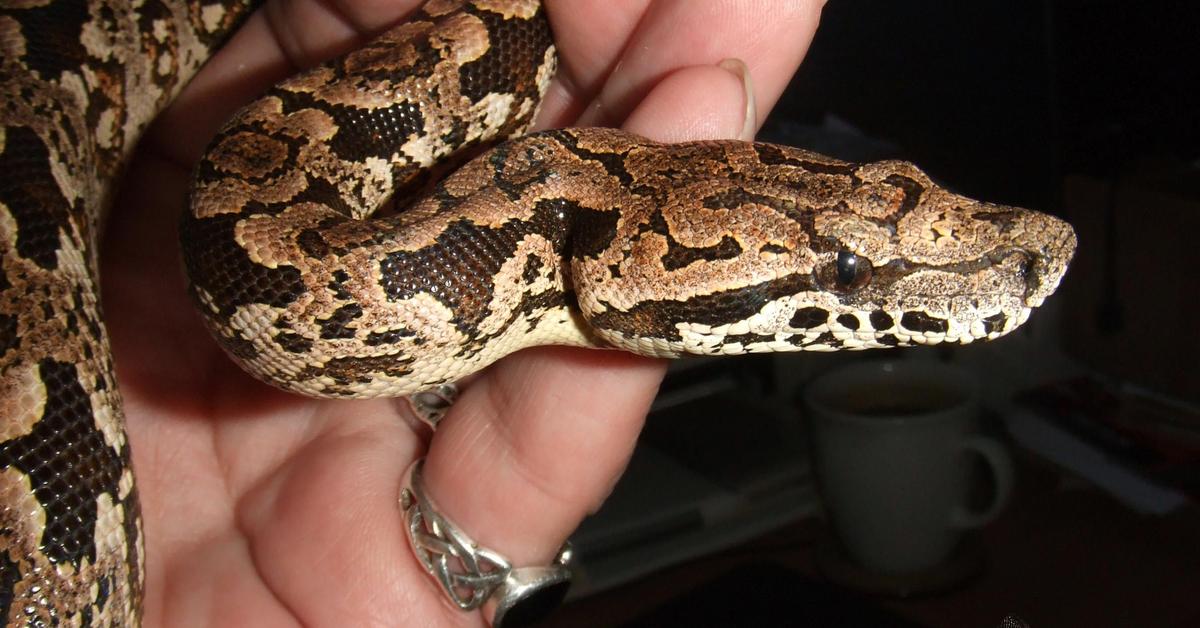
[803,359,1013,575]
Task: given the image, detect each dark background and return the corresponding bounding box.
[766,0,1199,211]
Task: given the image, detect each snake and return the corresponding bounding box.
[0,0,1076,624]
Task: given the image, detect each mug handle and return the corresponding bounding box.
[950,435,1015,529]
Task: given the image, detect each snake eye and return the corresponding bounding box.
[836,251,860,286]
[820,250,873,293]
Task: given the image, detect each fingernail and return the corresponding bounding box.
[718,58,756,140]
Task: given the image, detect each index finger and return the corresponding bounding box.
[539,0,824,128]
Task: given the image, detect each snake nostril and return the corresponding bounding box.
[1018,255,1036,280]
[1016,253,1047,305]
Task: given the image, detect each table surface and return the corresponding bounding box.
[544,458,1200,628]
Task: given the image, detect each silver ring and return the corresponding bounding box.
[407,383,459,429]
[400,459,572,627]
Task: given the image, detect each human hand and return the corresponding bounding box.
[102,1,823,624]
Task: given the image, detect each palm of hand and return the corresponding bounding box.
[96,1,820,625]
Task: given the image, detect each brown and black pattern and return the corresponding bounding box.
[184,0,565,397]
[2,0,256,623]
[188,102,1076,397]
[3,0,1077,624]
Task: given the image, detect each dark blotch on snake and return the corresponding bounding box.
[3,0,89,79]
[753,144,860,181]
[982,312,1008,334]
[181,213,306,314]
[790,306,829,329]
[458,5,553,105]
[0,533,18,619]
[297,354,415,390]
[329,270,354,300]
[0,127,72,270]
[702,188,798,214]
[564,199,619,260]
[276,332,314,353]
[297,229,330,258]
[883,174,925,215]
[0,314,18,358]
[326,100,426,162]
[2,360,122,568]
[521,255,544,284]
[319,303,364,339]
[365,328,418,346]
[660,234,742,272]
[381,219,523,334]
[876,334,901,347]
[549,129,635,187]
[869,310,895,331]
[900,311,948,334]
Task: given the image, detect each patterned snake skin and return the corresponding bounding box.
[1,0,1076,623]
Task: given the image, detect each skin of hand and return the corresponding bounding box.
[99,0,824,625]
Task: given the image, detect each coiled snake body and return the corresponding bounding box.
[1,0,1075,623]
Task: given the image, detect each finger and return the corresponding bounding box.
[423,350,665,624]
[573,0,823,129]
[536,0,652,126]
[623,62,757,142]
[231,398,451,624]
[433,349,667,551]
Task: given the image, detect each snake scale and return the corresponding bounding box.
[1,0,1075,624]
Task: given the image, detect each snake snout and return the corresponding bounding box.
[1016,212,1077,307]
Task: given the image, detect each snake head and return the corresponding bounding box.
[808,159,1078,346]
[578,142,1078,356]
